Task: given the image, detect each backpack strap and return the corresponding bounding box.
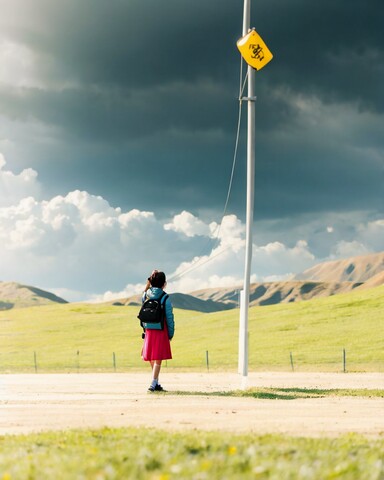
[143,290,168,303]
[159,291,168,305]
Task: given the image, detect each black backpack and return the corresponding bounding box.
[138,291,168,331]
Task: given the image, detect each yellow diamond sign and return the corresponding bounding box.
[237,29,273,71]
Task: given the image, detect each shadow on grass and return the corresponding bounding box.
[168,388,320,400]
[166,387,384,400]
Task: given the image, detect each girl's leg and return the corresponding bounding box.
[149,360,162,390]
[149,361,155,387]
[152,360,162,383]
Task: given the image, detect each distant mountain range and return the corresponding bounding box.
[190,280,363,308]
[117,251,384,312]
[1,251,383,311]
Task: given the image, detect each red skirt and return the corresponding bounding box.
[142,322,172,361]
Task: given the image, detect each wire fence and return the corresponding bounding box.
[0,346,382,374]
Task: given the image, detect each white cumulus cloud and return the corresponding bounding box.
[331,240,371,259]
[0,153,40,207]
[164,210,215,238]
[356,219,384,252]
[165,221,316,295]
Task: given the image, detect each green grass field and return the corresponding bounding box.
[1,428,383,480]
[0,285,383,372]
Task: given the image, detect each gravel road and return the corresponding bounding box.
[1,372,383,437]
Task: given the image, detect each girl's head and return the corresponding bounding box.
[149,270,166,288]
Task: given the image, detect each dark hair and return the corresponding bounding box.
[149,271,166,288]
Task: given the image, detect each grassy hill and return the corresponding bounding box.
[190,280,363,307]
[295,251,384,283]
[0,282,67,310]
[359,270,384,288]
[0,285,383,373]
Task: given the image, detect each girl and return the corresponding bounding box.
[141,270,174,392]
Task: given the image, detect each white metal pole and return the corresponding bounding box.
[242,0,251,36]
[238,289,245,374]
[239,0,255,385]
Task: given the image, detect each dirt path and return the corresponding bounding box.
[1,372,383,437]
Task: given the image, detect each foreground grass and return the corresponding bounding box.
[0,428,383,480]
[0,285,383,372]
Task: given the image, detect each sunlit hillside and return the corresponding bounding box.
[0,285,383,373]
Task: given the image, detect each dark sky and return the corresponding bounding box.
[0,0,383,300]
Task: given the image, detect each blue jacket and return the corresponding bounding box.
[142,287,175,339]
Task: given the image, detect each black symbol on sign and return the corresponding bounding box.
[249,43,264,61]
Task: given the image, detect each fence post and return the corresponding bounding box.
[290,352,294,372]
[34,351,38,373]
[113,352,116,372]
[343,348,346,373]
[206,350,209,372]
[77,350,80,373]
